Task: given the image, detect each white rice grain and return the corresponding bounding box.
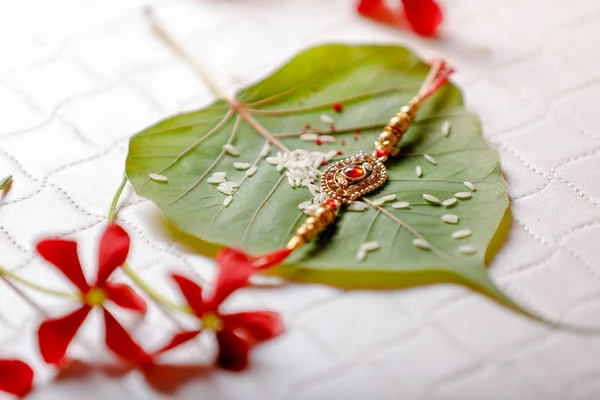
[303,204,320,215]
[348,201,368,211]
[319,135,336,143]
[260,142,270,157]
[223,143,239,156]
[416,165,423,177]
[442,197,457,207]
[459,245,477,255]
[464,181,476,191]
[381,194,396,203]
[217,184,234,195]
[442,121,451,137]
[452,229,472,239]
[213,172,227,179]
[245,166,257,177]
[356,250,367,261]
[300,133,319,141]
[392,201,410,209]
[423,194,440,204]
[424,154,437,165]
[208,176,226,184]
[413,238,431,250]
[223,196,233,207]
[233,162,251,170]
[442,214,459,224]
[360,241,380,252]
[149,173,168,182]
[320,114,334,124]
[455,192,472,200]
[298,200,312,209]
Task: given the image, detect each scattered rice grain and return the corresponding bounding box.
[416,165,423,177]
[455,192,472,200]
[459,245,477,255]
[233,162,251,170]
[207,176,226,184]
[392,201,410,209]
[442,214,459,224]
[298,200,312,209]
[452,229,472,239]
[260,142,270,157]
[245,166,257,177]
[213,172,227,179]
[413,238,431,250]
[424,154,437,165]
[360,241,380,252]
[319,135,336,143]
[464,181,476,191]
[217,184,234,195]
[223,196,233,207]
[223,143,239,156]
[303,204,320,215]
[442,197,457,207]
[300,133,319,141]
[320,114,334,124]
[381,194,396,203]
[149,173,168,182]
[423,194,440,204]
[356,250,367,261]
[442,121,451,137]
[348,201,368,211]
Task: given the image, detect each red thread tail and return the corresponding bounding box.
[418,60,454,100]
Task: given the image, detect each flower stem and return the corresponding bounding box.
[122,264,190,314]
[108,176,128,222]
[0,266,79,300]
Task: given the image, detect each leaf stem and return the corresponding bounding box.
[145,6,230,102]
[122,264,190,314]
[0,266,79,300]
[108,176,128,222]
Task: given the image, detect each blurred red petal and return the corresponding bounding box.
[153,329,202,356]
[216,329,250,371]
[38,306,91,364]
[36,240,89,293]
[171,274,204,316]
[103,309,149,364]
[104,282,147,314]
[207,248,256,310]
[223,311,284,342]
[252,248,291,271]
[96,224,130,285]
[402,0,442,36]
[357,0,406,27]
[0,359,34,397]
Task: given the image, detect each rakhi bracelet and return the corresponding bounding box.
[252,60,454,268]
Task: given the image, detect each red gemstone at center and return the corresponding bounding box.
[343,165,366,180]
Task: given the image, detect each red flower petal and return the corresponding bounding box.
[223,311,284,342]
[103,309,150,364]
[171,274,204,317]
[104,282,147,314]
[206,248,256,310]
[96,224,130,285]
[216,329,250,371]
[38,306,91,364]
[37,239,89,293]
[357,0,407,27]
[152,329,202,356]
[0,359,34,397]
[402,0,442,36]
[252,248,292,271]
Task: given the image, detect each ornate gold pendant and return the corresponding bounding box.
[321,152,387,204]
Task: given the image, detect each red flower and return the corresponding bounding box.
[0,359,33,397]
[357,0,443,36]
[108,248,285,371]
[36,224,147,365]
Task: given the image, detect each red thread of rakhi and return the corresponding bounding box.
[36,224,147,365]
[357,0,443,36]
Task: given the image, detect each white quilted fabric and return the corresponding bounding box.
[2,0,600,398]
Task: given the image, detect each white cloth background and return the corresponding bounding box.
[1,0,600,399]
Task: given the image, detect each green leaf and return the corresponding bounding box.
[125,44,522,315]
[0,175,12,191]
